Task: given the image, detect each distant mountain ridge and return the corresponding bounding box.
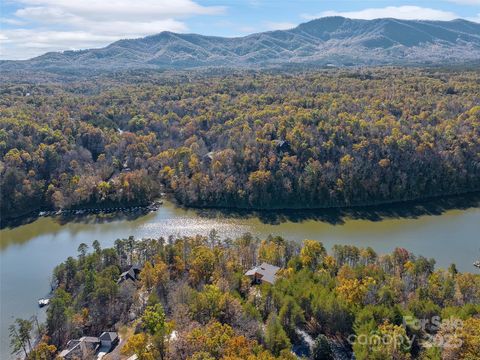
[2,17,480,74]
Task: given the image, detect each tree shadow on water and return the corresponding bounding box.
[0,208,154,231]
[191,192,480,225]
[2,192,479,230]
[56,209,154,226]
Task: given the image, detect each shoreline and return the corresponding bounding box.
[175,189,480,213]
[0,201,163,230]
[2,190,479,230]
[1,194,479,359]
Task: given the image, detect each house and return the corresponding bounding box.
[272,139,290,153]
[59,332,119,359]
[99,332,119,351]
[203,151,216,164]
[58,336,100,359]
[245,262,281,285]
[122,159,131,172]
[117,265,141,284]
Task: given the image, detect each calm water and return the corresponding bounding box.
[1,199,479,358]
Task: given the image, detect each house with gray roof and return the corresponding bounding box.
[58,336,100,359]
[59,332,119,359]
[117,265,141,284]
[272,139,290,153]
[245,262,281,285]
[99,331,119,351]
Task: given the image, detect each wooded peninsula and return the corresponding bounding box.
[12,233,480,360]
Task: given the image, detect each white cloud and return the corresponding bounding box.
[303,6,458,21]
[467,13,480,22]
[443,0,480,4]
[264,21,296,30]
[1,0,225,60]
[0,17,26,26]
[248,0,263,8]
[237,26,257,34]
[15,0,224,21]
[0,29,122,59]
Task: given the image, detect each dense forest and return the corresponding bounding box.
[1,68,480,222]
[11,232,480,359]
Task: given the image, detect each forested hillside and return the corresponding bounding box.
[1,17,480,74]
[1,68,480,221]
[14,233,480,359]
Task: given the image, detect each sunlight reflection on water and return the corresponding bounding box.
[136,217,251,239]
[1,200,479,360]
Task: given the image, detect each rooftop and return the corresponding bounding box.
[245,262,280,284]
[99,331,118,342]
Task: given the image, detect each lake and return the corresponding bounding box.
[1,197,479,358]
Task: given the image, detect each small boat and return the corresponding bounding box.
[38,298,50,307]
[474,261,480,269]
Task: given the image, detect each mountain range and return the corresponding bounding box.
[2,16,480,75]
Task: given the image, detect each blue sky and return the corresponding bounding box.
[1,0,479,60]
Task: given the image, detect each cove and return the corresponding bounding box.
[1,196,479,358]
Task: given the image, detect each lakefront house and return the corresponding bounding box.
[245,262,281,285]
